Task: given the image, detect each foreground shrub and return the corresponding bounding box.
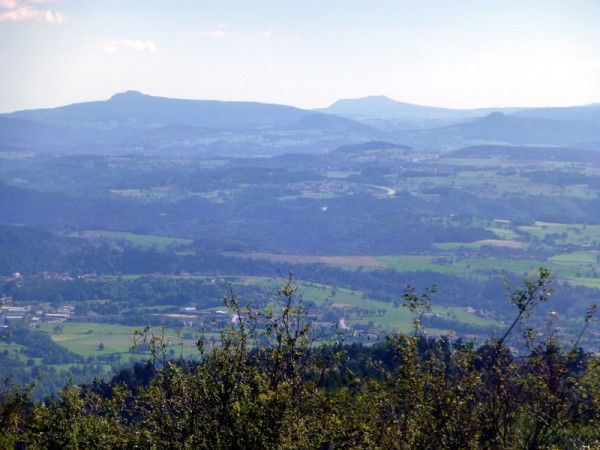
[2,269,600,449]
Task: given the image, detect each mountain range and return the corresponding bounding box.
[1,91,600,156]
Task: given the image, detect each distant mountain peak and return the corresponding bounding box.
[0,91,378,156]
[109,90,146,101]
[484,111,507,119]
[328,95,398,108]
[346,95,396,102]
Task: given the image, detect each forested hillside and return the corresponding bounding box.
[3,141,600,397]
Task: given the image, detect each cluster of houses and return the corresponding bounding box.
[156,307,232,329]
[1,296,74,328]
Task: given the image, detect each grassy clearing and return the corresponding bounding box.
[295,283,501,332]
[227,281,419,331]
[517,221,600,245]
[475,239,525,249]
[82,230,192,249]
[236,253,599,312]
[236,275,280,287]
[296,284,364,305]
[564,185,597,199]
[377,254,560,279]
[229,252,387,268]
[549,251,599,263]
[487,227,521,240]
[0,342,29,362]
[37,322,141,356]
[379,248,599,281]
[437,157,506,167]
[460,258,542,275]
[563,277,600,289]
[376,255,468,275]
[439,306,499,326]
[37,322,199,359]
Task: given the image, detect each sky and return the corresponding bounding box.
[1,0,600,113]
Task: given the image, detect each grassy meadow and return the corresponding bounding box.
[37,322,201,360]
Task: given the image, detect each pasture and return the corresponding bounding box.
[37,322,200,359]
[229,278,503,333]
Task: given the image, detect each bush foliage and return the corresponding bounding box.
[2,269,600,449]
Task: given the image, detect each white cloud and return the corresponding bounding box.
[195,23,229,38]
[195,29,228,38]
[0,0,19,9]
[262,30,273,38]
[580,58,600,69]
[97,39,157,54]
[0,0,65,22]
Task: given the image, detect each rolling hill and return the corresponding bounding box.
[1,91,378,156]
[2,92,600,155]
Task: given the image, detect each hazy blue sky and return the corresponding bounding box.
[1,0,599,112]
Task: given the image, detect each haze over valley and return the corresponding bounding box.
[3,92,600,348]
[3,2,600,447]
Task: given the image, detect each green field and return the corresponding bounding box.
[549,251,599,263]
[81,230,193,249]
[486,227,521,240]
[518,221,600,245]
[377,253,600,287]
[376,255,467,275]
[297,283,500,331]
[0,342,30,362]
[325,171,359,179]
[37,322,201,359]
[226,278,503,334]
